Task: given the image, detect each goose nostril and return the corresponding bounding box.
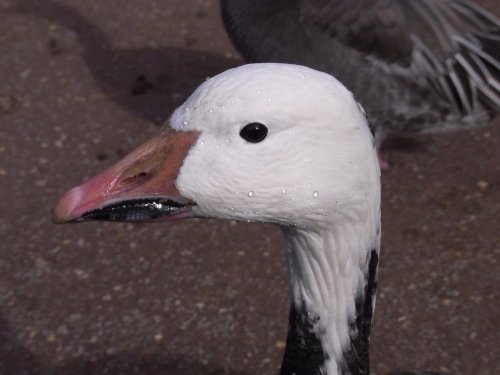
[118,170,153,188]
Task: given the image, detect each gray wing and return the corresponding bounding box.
[299,0,500,113]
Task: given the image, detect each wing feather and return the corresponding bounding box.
[299,0,500,113]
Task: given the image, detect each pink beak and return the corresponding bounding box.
[52,128,199,223]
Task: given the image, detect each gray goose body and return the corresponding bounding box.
[221,0,500,145]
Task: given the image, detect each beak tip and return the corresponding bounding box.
[51,212,69,224]
[52,186,85,224]
[51,207,74,224]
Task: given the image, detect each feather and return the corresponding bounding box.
[221,0,500,139]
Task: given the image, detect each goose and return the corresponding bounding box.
[221,0,500,163]
[54,63,441,375]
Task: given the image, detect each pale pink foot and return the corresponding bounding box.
[377,150,390,170]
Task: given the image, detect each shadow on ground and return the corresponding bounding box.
[11,0,240,125]
[2,3,245,373]
[0,313,251,375]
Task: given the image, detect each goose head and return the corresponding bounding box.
[53,63,379,229]
[53,63,381,375]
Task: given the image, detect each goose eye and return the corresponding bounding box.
[240,122,268,143]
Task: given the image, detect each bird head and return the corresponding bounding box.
[53,63,379,230]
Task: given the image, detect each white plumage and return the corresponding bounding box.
[172,64,381,373]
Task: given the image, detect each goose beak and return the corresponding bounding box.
[52,128,200,224]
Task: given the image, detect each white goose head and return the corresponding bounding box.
[53,63,381,375]
[177,63,379,228]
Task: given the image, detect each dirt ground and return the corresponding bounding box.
[0,1,498,374]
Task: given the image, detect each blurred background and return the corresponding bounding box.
[0,0,498,374]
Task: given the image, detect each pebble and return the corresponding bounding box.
[154,333,163,342]
[275,340,286,349]
[46,333,56,343]
[442,298,452,306]
[73,269,89,279]
[106,348,117,355]
[195,302,205,310]
[477,180,488,190]
[35,179,47,187]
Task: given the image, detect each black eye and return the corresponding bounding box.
[240,122,268,143]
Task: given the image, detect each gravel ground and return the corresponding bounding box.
[0,1,499,374]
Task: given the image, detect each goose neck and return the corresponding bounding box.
[280,222,380,375]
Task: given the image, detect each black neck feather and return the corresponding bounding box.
[342,249,379,375]
[280,304,326,375]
